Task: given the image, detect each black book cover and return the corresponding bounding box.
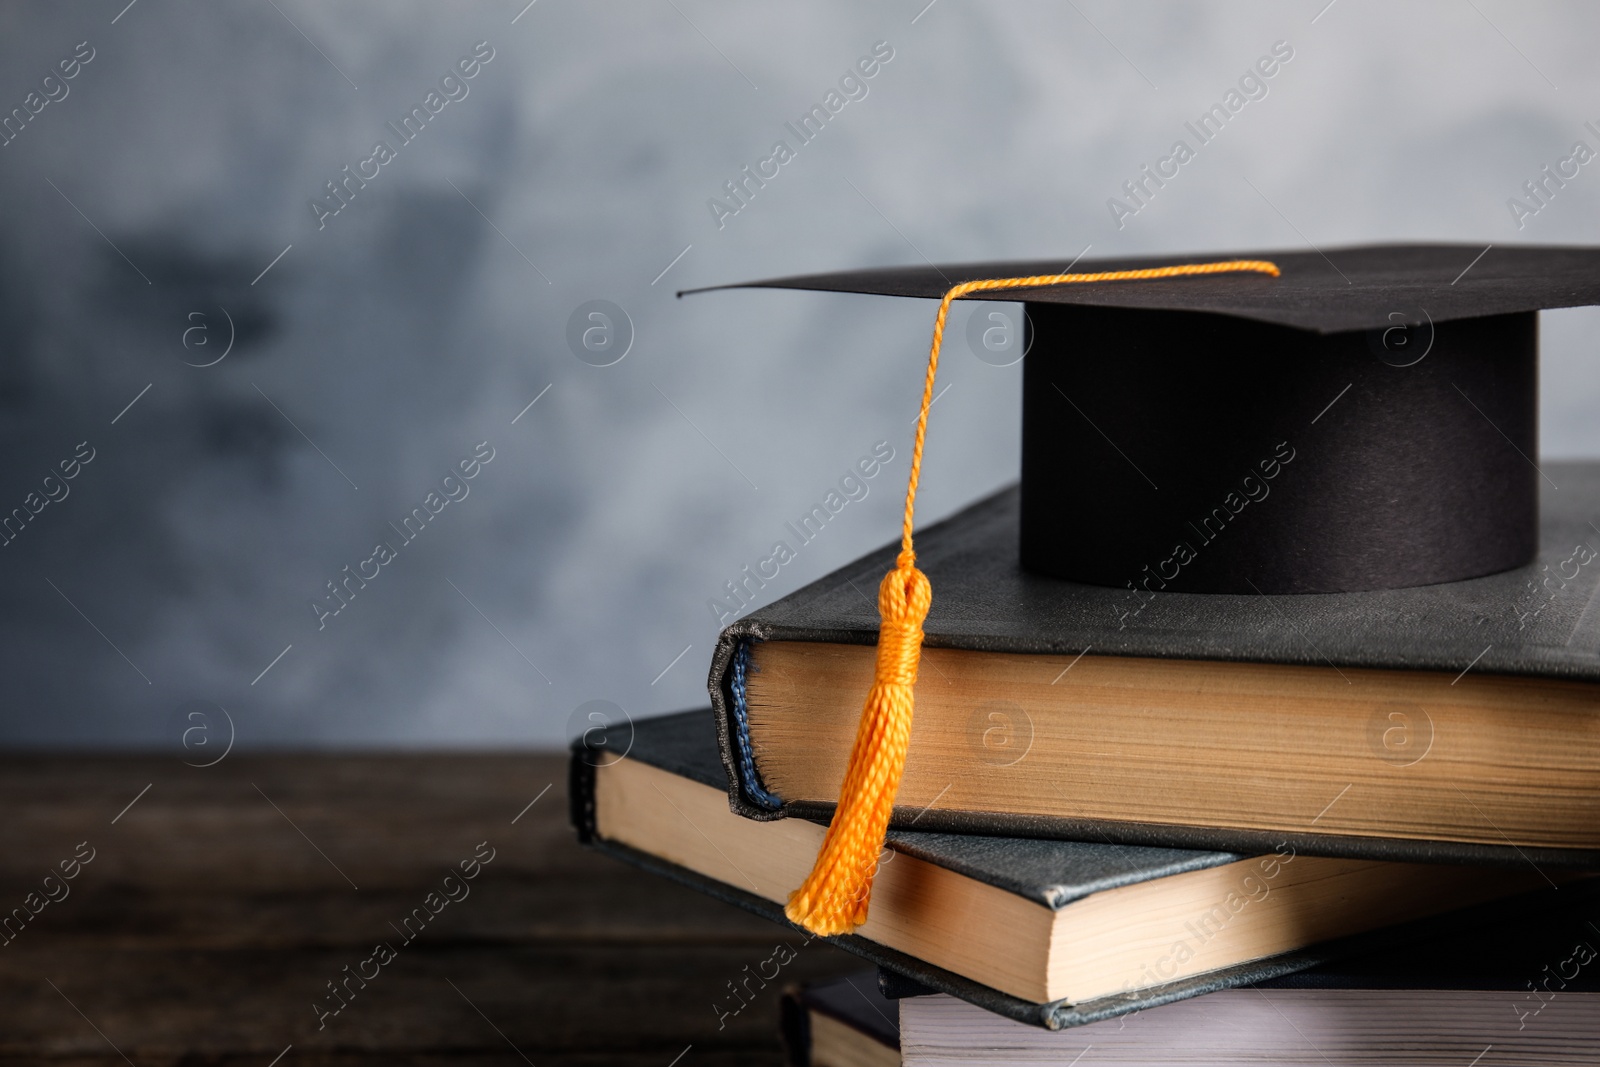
[707,462,1600,868]
[571,709,1589,1030]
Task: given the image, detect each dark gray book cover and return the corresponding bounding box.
[707,462,1600,868]
[570,709,1589,1030]
[780,972,899,1065]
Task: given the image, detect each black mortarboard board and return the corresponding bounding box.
[686,243,1600,594]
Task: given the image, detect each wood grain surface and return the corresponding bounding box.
[0,753,865,1064]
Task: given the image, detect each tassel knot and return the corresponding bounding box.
[875,562,931,687]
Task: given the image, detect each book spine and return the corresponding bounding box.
[710,629,789,820]
[568,740,598,843]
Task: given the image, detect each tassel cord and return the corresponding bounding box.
[783,259,1281,935]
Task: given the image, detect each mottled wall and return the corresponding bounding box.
[0,1,1595,747]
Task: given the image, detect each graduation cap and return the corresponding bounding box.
[682,243,1600,935]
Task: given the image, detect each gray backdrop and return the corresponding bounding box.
[1,1,1596,748]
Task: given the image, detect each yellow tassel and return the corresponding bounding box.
[783,259,1281,936]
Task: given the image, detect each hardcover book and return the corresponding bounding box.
[570,709,1562,1029]
[708,464,1600,866]
[781,972,900,1067]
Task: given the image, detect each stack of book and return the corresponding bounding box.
[571,479,1600,1063]
[571,246,1600,1062]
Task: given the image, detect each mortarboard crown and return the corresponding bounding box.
[689,244,1600,594]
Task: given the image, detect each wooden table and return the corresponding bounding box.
[0,753,864,1064]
